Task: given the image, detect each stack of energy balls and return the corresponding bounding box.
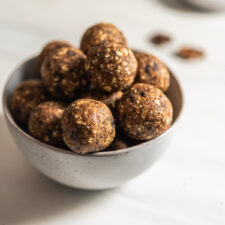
[10,22,173,154]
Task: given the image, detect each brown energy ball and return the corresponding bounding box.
[37,40,72,70]
[28,101,65,147]
[134,51,170,92]
[85,41,137,92]
[61,99,115,154]
[80,89,123,110]
[117,83,173,141]
[10,79,48,123]
[80,22,127,54]
[41,46,86,100]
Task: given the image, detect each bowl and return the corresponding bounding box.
[181,0,225,10]
[3,56,183,190]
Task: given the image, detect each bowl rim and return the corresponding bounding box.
[2,55,184,157]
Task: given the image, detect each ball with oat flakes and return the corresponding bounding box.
[85,41,137,92]
[80,22,127,54]
[10,79,48,124]
[61,99,115,154]
[28,101,65,147]
[41,46,86,100]
[37,40,72,70]
[117,83,173,140]
[134,51,170,92]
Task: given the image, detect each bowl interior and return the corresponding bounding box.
[3,57,183,155]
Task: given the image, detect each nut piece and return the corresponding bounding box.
[85,41,137,92]
[37,40,72,70]
[10,79,48,123]
[80,89,123,110]
[28,101,65,147]
[41,47,86,100]
[151,34,171,45]
[61,99,116,154]
[134,51,170,92]
[176,47,204,59]
[117,83,173,140]
[80,22,127,54]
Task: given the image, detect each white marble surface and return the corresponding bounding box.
[0,0,225,224]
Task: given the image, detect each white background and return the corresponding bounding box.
[0,0,225,224]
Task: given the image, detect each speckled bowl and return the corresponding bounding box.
[3,56,183,190]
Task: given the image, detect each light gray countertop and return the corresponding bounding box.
[0,0,225,224]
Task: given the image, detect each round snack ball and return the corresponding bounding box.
[28,101,65,147]
[37,40,72,70]
[41,46,86,100]
[80,22,127,54]
[85,41,137,92]
[10,79,48,123]
[134,51,170,92]
[117,83,173,140]
[80,89,123,110]
[61,99,115,154]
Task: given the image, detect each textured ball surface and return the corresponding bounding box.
[85,41,137,92]
[117,83,173,140]
[28,101,65,147]
[80,22,127,54]
[41,46,86,100]
[134,51,170,92]
[10,79,48,123]
[61,99,115,154]
[37,40,72,70]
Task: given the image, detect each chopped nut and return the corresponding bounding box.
[151,34,171,45]
[176,47,204,59]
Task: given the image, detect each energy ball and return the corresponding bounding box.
[80,89,123,110]
[117,83,173,140]
[28,101,65,147]
[134,51,170,92]
[80,22,127,54]
[61,99,115,154]
[37,40,72,70]
[10,79,48,123]
[85,41,137,92]
[41,46,86,100]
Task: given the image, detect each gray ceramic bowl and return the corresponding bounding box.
[3,57,183,190]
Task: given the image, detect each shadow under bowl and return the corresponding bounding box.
[3,56,183,190]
